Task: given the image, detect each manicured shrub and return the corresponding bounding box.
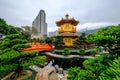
[62,48,70,55]
[79,48,85,55]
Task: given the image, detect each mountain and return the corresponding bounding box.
[77,28,99,35]
[77,26,110,35]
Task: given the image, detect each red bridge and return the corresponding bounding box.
[22,42,53,52]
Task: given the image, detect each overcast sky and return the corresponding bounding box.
[0,0,120,32]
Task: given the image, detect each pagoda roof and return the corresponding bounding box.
[56,14,79,27]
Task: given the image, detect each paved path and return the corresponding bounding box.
[41,52,94,59]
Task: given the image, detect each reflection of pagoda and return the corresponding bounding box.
[56,14,79,46]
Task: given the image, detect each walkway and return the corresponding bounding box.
[40,52,94,59]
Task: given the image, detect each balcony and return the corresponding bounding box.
[58,28,76,33]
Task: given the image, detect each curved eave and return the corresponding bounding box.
[56,19,79,27]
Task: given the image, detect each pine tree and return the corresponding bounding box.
[0,34,46,79]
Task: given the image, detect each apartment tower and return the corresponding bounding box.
[32,10,47,38]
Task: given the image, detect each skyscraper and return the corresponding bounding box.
[32,10,47,38]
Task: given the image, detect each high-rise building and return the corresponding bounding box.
[32,10,47,38]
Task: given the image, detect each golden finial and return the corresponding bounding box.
[65,14,69,19]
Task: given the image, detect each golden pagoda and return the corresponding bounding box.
[56,14,79,46]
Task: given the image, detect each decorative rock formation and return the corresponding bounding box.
[58,68,63,74]
[62,74,68,80]
[35,66,58,80]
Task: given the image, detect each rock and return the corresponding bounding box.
[62,74,68,80]
[54,65,59,73]
[63,70,68,75]
[58,68,63,74]
[35,66,58,80]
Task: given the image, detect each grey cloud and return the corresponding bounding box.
[0,0,120,32]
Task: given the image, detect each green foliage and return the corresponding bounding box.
[67,67,81,80]
[74,33,87,45]
[0,50,19,62]
[45,37,53,44]
[0,18,31,39]
[67,67,96,80]
[0,62,18,77]
[79,48,85,55]
[67,55,113,80]
[0,34,46,77]
[68,25,120,80]
[0,18,23,35]
[0,18,8,35]
[0,34,30,50]
[38,39,45,43]
[88,25,120,52]
[21,56,46,68]
[83,55,112,74]
[99,57,120,80]
[90,50,97,56]
[89,47,100,56]
[30,38,45,43]
[62,48,70,55]
[12,44,30,51]
[52,36,64,45]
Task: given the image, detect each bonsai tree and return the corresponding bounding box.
[0,18,23,35]
[0,34,46,79]
[74,33,88,48]
[62,48,70,55]
[79,48,85,55]
[45,37,53,44]
[52,36,64,45]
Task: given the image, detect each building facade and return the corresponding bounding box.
[32,10,47,38]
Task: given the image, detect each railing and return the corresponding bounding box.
[58,28,76,33]
[22,42,53,52]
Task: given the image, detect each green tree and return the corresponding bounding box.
[52,36,64,45]
[21,26,33,39]
[67,25,120,80]
[0,18,30,40]
[0,34,46,79]
[0,18,9,35]
[0,18,22,35]
[45,37,53,44]
[67,55,113,80]
[32,26,38,34]
[74,33,87,46]
[88,25,120,53]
